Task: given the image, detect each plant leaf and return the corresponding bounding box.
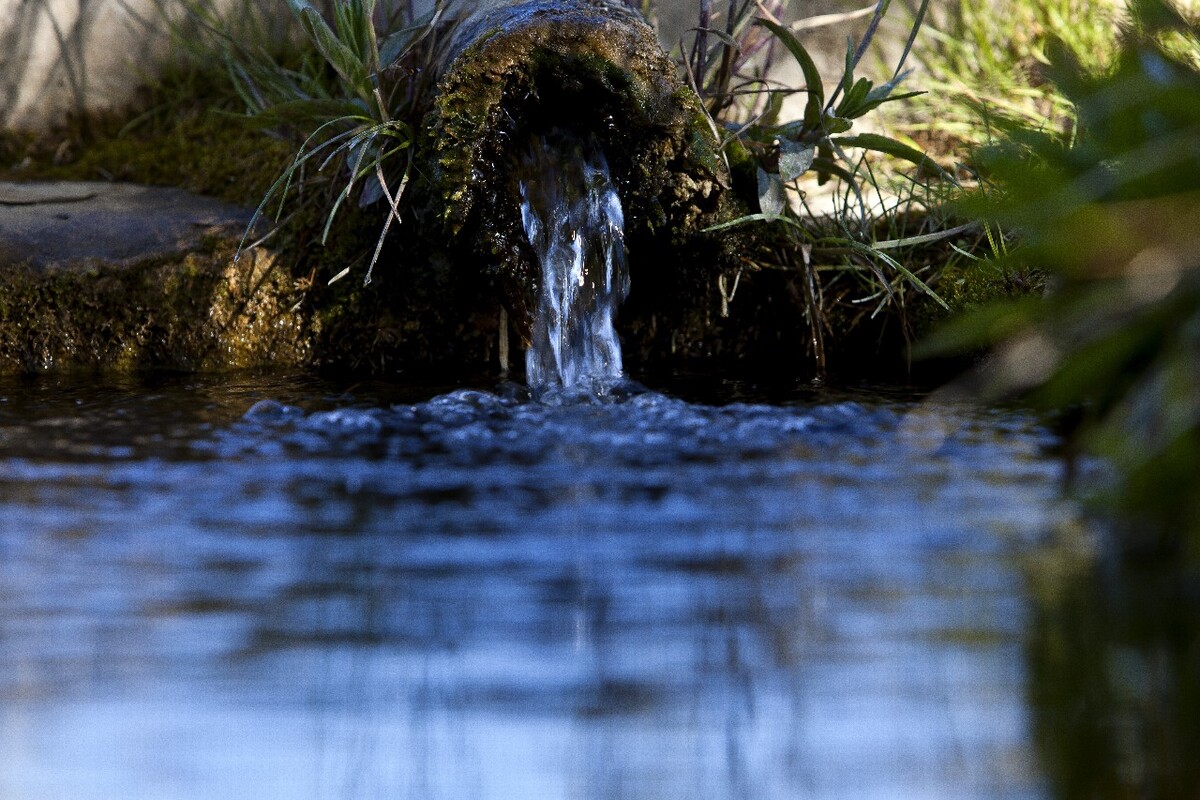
[893,0,930,80]
[289,1,368,90]
[842,239,951,310]
[378,6,438,66]
[778,138,816,181]
[703,212,811,235]
[842,36,856,96]
[247,98,369,128]
[832,132,951,177]
[822,112,854,134]
[757,167,787,217]
[755,18,824,129]
[840,76,873,116]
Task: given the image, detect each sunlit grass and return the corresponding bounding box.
[900,0,1124,151]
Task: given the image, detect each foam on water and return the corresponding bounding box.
[519,131,629,391]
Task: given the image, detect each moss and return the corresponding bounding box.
[419,2,728,341]
[0,238,312,374]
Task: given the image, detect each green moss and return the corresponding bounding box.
[419,5,729,345]
[0,238,311,374]
[936,260,1045,311]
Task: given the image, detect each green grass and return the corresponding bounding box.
[1,67,291,205]
[672,0,985,372]
[202,0,456,284]
[899,0,1125,151]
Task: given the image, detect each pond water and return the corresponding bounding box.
[0,370,1145,799]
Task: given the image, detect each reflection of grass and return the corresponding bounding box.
[1028,556,1200,798]
[922,0,1200,556]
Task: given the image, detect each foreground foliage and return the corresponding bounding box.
[925,0,1200,555]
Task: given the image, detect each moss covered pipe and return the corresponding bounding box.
[421,0,729,341]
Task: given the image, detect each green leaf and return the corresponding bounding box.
[778,138,816,181]
[815,143,838,185]
[289,1,369,91]
[842,239,951,310]
[757,167,787,217]
[839,77,874,117]
[893,0,930,80]
[247,98,370,128]
[755,18,824,129]
[379,6,438,66]
[702,212,811,235]
[822,112,853,134]
[832,132,951,177]
[841,36,856,97]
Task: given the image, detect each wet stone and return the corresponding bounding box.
[0,181,255,269]
[0,181,309,374]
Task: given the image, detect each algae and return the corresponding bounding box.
[0,237,311,375]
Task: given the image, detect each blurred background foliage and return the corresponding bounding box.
[922,0,1200,558]
[905,0,1124,150]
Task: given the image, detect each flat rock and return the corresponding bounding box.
[0,180,311,374]
[0,181,254,268]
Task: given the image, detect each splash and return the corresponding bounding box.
[519,131,629,390]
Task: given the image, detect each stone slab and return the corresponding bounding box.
[0,181,255,268]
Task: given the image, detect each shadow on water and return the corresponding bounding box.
[0,371,1196,799]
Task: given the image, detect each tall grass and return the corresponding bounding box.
[183,0,455,284]
[904,0,1124,149]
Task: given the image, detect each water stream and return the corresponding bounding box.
[519,132,629,390]
[0,142,1194,799]
[1,370,1195,798]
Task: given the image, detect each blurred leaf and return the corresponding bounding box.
[914,296,1046,359]
[930,0,1200,547]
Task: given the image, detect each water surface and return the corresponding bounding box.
[0,373,1092,798]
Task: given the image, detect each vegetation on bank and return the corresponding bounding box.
[2,0,986,373]
[0,69,290,205]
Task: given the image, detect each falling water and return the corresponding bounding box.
[519,131,629,390]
